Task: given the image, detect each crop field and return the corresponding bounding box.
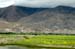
[0,34,75,49]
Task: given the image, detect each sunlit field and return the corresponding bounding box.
[0,34,75,49]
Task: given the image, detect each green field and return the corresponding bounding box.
[0,34,75,49]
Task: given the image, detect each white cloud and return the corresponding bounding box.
[0,0,15,8]
[0,0,75,8]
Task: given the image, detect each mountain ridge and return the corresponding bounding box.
[0,6,75,33]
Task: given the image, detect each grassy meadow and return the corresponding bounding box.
[0,34,75,49]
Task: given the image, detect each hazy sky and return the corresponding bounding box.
[0,0,75,8]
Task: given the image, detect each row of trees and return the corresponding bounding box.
[0,32,74,35]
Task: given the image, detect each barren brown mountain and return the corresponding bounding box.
[0,6,75,34]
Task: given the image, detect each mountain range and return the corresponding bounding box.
[0,6,75,34]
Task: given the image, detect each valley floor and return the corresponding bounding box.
[0,34,75,49]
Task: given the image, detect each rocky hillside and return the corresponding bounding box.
[0,6,46,22]
[0,6,75,34]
